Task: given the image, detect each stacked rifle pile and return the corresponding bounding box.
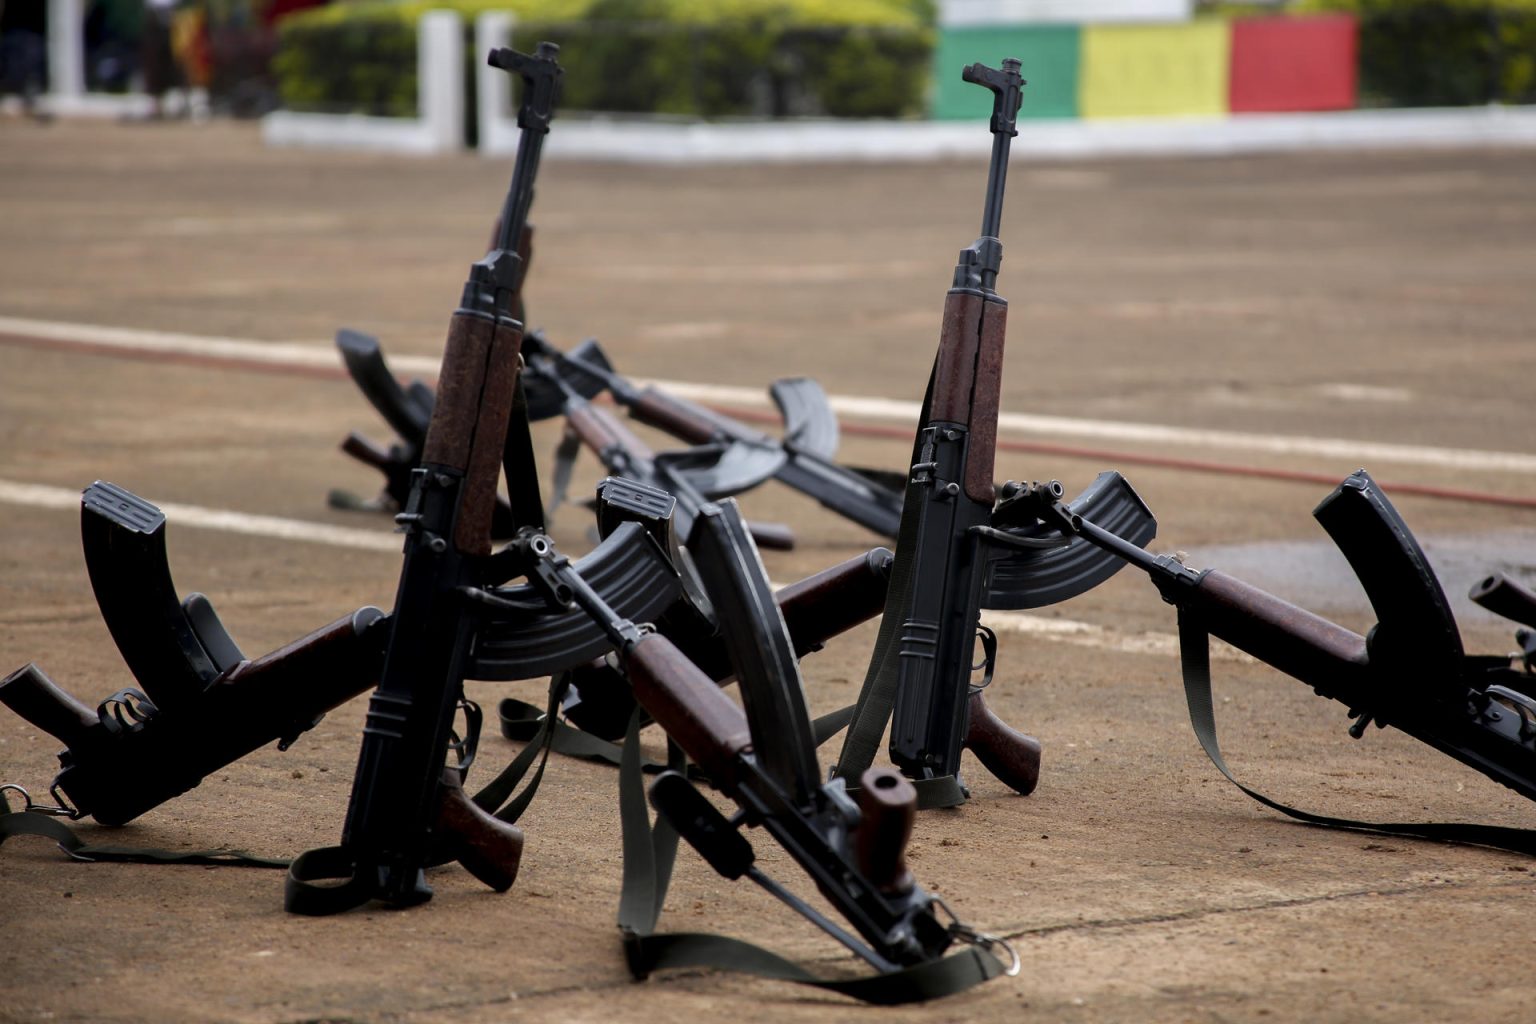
[5,47,1536,1004]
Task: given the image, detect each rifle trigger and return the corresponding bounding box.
[971,625,998,690]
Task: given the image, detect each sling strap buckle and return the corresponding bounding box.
[933,896,1020,977]
[1,782,80,819]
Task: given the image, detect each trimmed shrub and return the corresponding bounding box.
[1298,0,1536,106]
[272,0,934,123]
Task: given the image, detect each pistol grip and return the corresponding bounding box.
[1469,573,1536,632]
[0,663,109,752]
[434,769,523,893]
[963,690,1040,796]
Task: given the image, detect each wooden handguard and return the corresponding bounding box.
[1469,572,1536,632]
[928,291,1007,505]
[629,388,719,446]
[1194,570,1370,685]
[854,767,917,894]
[565,401,658,463]
[963,690,1040,796]
[434,767,524,893]
[422,311,524,555]
[626,634,753,792]
[0,663,109,753]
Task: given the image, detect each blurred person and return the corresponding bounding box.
[85,0,144,92]
[139,0,180,115]
[169,0,208,114]
[0,0,48,116]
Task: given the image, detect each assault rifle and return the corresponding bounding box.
[520,332,906,536]
[555,545,896,742]
[832,59,1157,807]
[507,498,1014,999]
[524,346,797,549]
[1065,469,1536,819]
[332,329,801,549]
[285,44,684,913]
[0,482,388,826]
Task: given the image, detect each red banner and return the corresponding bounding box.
[1230,15,1358,114]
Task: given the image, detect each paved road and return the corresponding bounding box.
[2,119,1534,1024]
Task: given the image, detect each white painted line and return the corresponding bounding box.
[4,314,1532,474]
[0,314,448,374]
[651,382,1536,475]
[0,479,402,553]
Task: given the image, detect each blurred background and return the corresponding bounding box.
[3,0,1534,130]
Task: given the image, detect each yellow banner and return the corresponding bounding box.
[1080,21,1231,119]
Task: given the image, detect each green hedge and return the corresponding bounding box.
[1299,0,1536,106]
[272,0,934,124]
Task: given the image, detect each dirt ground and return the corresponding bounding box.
[1,119,1535,1024]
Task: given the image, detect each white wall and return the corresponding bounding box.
[939,0,1194,26]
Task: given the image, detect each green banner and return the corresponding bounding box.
[932,26,1081,120]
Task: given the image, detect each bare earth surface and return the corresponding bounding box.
[1,119,1535,1024]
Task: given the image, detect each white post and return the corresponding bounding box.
[420,10,465,153]
[46,0,87,101]
[476,12,518,154]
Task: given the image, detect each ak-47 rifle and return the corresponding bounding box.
[0,481,389,826]
[1062,469,1536,830]
[332,328,801,549]
[502,497,1015,1000]
[525,345,797,550]
[556,545,896,742]
[284,44,684,913]
[520,331,906,537]
[831,59,1156,808]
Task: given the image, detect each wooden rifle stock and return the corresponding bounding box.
[628,388,719,446]
[563,401,656,463]
[775,548,894,658]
